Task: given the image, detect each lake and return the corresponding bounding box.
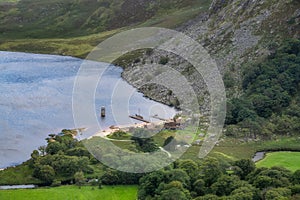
[0,51,176,168]
[0,185,36,190]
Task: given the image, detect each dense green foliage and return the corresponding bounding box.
[226,39,300,138]
[131,128,159,153]
[138,159,300,200]
[0,129,150,186]
[7,130,102,186]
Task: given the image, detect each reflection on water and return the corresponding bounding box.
[0,51,176,168]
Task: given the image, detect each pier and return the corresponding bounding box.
[129,114,150,123]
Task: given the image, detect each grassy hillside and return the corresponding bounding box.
[0,0,211,39]
[0,0,211,56]
[0,163,41,185]
[0,29,121,58]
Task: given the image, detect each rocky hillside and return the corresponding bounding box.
[195,0,299,93]
[0,0,299,136]
[118,0,300,118]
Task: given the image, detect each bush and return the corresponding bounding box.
[265,188,291,200]
[51,180,61,187]
[90,179,99,186]
[159,56,169,65]
[290,185,300,195]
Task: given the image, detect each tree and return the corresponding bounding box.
[131,128,159,152]
[233,159,255,180]
[177,159,198,179]
[74,171,86,188]
[66,147,90,157]
[159,56,169,65]
[138,170,166,199]
[265,188,291,200]
[249,94,273,118]
[193,179,206,196]
[101,169,120,185]
[292,170,300,184]
[165,169,191,189]
[56,133,78,149]
[211,175,242,196]
[230,186,256,200]
[31,150,39,159]
[157,181,191,200]
[114,171,142,185]
[38,145,46,156]
[253,175,273,189]
[194,194,219,200]
[228,38,300,132]
[33,165,55,185]
[164,136,176,151]
[200,158,223,187]
[159,187,190,200]
[51,155,90,177]
[29,150,40,167]
[260,168,292,188]
[46,142,66,155]
[248,167,292,189]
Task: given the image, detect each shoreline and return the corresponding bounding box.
[0,51,177,169]
[89,120,166,139]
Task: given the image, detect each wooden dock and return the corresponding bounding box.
[151,115,168,121]
[129,115,150,123]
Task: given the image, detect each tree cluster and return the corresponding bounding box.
[138,158,300,200]
[29,130,94,185]
[226,38,300,138]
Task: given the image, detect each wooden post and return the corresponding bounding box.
[101,106,105,118]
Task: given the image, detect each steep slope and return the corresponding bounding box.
[0,0,211,57]
[0,0,208,39]
[194,0,300,90]
[117,0,300,138]
[0,0,299,138]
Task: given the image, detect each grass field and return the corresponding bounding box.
[0,185,137,200]
[0,164,41,185]
[177,136,300,166]
[209,137,300,160]
[0,29,122,59]
[256,151,300,172]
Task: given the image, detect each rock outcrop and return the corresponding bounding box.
[119,0,300,116]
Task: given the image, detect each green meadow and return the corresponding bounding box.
[0,185,137,200]
[256,151,300,172]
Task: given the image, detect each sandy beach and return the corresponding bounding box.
[90,121,165,139]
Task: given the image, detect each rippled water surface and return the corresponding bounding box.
[0,51,176,168]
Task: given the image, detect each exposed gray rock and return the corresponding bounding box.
[120,0,300,117]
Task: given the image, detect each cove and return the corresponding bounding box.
[0,51,176,168]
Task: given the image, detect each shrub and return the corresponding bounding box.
[159,56,169,65]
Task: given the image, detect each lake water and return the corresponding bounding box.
[252,151,265,162]
[0,51,176,168]
[0,185,36,190]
